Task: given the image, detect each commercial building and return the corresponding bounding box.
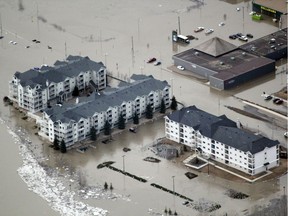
[38,75,170,147]
[172,37,275,90]
[252,0,287,21]
[9,55,107,113]
[165,106,280,175]
[172,28,287,90]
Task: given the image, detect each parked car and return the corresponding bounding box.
[246,33,253,38]
[238,35,248,42]
[9,40,17,45]
[154,61,161,66]
[218,22,225,26]
[129,127,137,133]
[235,33,244,38]
[229,34,237,40]
[194,27,204,33]
[273,98,284,105]
[177,65,185,70]
[264,95,273,101]
[205,28,214,35]
[182,201,189,205]
[147,57,156,63]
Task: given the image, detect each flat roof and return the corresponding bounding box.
[173,47,274,81]
[239,28,287,56]
[253,0,287,14]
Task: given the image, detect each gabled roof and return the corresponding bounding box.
[14,56,105,88]
[193,37,237,57]
[44,75,169,123]
[167,106,236,138]
[212,126,279,154]
[167,106,279,154]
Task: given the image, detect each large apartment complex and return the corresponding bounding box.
[38,74,170,147]
[9,55,107,113]
[165,106,280,175]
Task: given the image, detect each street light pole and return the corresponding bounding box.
[172,176,175,195]
[170,78,174,97]
[122,155,126,172]
[208,159,210,176]
[104,53,108,68]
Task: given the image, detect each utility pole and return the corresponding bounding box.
[242,6,245,33]
[131,36,135,68]
[36,2,39,36]
[122,155,126,172]
[178,16,181,35]
[64,42,67,59]
[172,176,175,195]
[0,13,3,38]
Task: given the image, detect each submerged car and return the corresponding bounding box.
[264,95,273,101]
[154,61,161,66]
[238,35,248,42]
[205,28,214,35]
[273,98,284,105]
[194,27,204,33]
[177,65,185,70]
[147,57,156,63]
[229,34,237,40]
[246,33,253,38]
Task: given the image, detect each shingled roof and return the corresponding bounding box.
[45,75,169,123]
[193,37,237,57]
[14,55,105,88]
[167,106,279,154]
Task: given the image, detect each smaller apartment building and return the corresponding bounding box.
[39,75,170,147]
[165,106,279,175]
[9,55,106,113]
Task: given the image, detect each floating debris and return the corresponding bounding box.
[225,189,249,199]
[185,172,198,179]
[143,157,161,163]
[123,147,131,152]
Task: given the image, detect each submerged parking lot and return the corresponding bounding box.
[0,0,287,215]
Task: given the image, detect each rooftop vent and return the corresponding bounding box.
[230,57,235,60]
[242,52,246,56]
[219,61,225,65]
[194,52,199,56]
[270,38,276,43]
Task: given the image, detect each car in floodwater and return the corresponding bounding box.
[194,27,204,33]
[238,35,248,42]
[154,61,161,66]
[177,65,185,70]
[246,33,253,38]
[264,95,273,101]
[205,28,214,35]
[147,57,156,63]
[273,98,284,105]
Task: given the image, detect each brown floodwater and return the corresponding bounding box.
[0,0,287,215]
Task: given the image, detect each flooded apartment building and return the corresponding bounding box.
[9,56,107,113]
[165,106,280,175]
[39,75,170,147]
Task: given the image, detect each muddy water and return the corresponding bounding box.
[0,0,287,215]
